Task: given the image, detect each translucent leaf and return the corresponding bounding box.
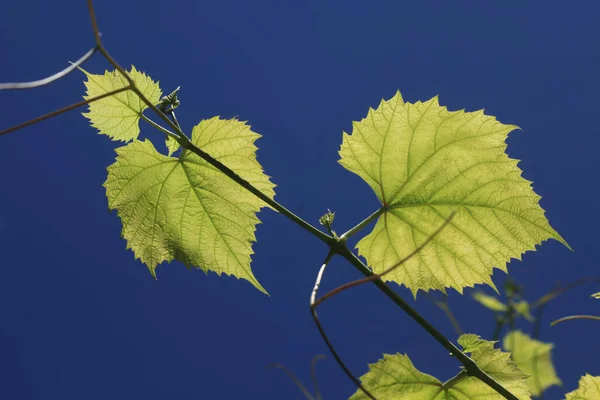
[350,334,530,400]
[565,374,600,400]
[473,291,509,312]
[81,66,162,142]
[166,135,180,156]
[513,300,534,322]
[104,117,275,294]
[503,330,561,396]
[338,91,569,295]
[592,292,600,300]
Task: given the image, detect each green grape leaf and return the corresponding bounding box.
[592,292,600,300]
[565,374,600,400]
[503,330,561,396]
[338,91,569,295]
[166,135,180,156]
[350,334,530,400]
[473,291,509,312]
[81,66,162,142]
[104,117,275,294]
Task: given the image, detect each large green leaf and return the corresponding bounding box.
[565,374,600,400]
[82,66,162,142]
[104,117,275,294]
[339,91,569,295]
[350,334,530,399]
[503,330,561,396]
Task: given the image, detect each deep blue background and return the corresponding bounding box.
[1,1,598,399]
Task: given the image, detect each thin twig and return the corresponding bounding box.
[0,46,97,90]
[491,316,505,342]
[309,251,376,400]
[531,276,600,309]
[530,276,600,338]
[313,212,455,308]
[308,215,455,400]
[532,304,545,339]
[0,86,130,137]
[550,315,600,326]
[269,363,316,400]
[310,355,326,400]
[425,294,463,336]
[335,242,519,400]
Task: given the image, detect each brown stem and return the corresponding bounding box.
[0,86,130,137]
[309,251,376,400]
[551,315,600,326]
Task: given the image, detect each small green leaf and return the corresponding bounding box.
[165,135,180,156]
[104,117,275,294]
[339,92,569,295]
[503,330,561,396]
[514,300,534,322]
[81,66,162,142]
[350,334,530,399]
[592,292,600,300]
[473,291,509,312]
[565,374,600,400]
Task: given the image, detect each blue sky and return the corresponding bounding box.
[0,1,599,399]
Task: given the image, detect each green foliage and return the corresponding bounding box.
[165,135,180,156]
[503,330,561,397]
[472,291,534,321]
[592,292,600,300]
[338,92,568,296]
[565,374,600,400]
[71,62,584,399]
[473,291,509,312]
[81,66,162,142]
[103,117,275,294]
[513,301,534,322]
[350,334,530,400]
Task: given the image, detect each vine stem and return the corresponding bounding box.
[310,355,325,400]
[140,114,180,141]
[269,363,316,400]
[550,315,600,326]
[0,2,520,399]
[309,250,377,400]
[85,0,333,247]
[426,295,464,336]
[0,86,130,137]
[0,46,97,90]
[334,250,518,400]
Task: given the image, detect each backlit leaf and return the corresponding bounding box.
[473,291,509,312]
[350,334,530,399]
[503,330,561,396]
[339,91,568,295]
[81,66,162,142]
[514,300,534,322]
[104,117,275,294]
[565,374,600,400]
[166,135,180,156]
